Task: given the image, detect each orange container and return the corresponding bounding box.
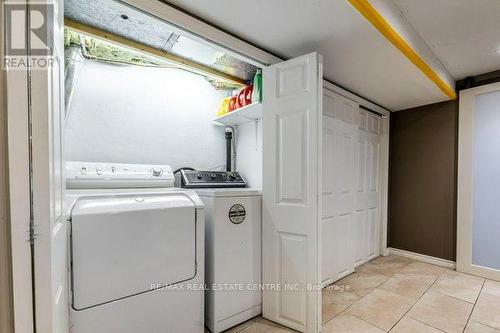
[228,95,238,112]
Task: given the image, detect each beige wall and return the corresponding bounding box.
[0,0,14,332]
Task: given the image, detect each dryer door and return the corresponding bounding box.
[71,193,197,310]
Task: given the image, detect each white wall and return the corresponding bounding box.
[65,60,229,171]
[236,120,262,188]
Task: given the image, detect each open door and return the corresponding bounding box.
[262,52,323,333]
[30,1,69,332]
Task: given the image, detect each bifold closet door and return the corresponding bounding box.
[355,110,382,266]
[321,90,382,284]
[321,90,358,282]
[262,52,323,333]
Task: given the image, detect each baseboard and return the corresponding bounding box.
[388,247,456,269]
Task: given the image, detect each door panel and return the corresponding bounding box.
[263,52,322,333]
[458,84,500,281]
[321,90,357,281]
[356,110,382,263]
[321,91,383,281]
[276,110,309,204]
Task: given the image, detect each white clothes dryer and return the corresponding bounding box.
[65,162,204,333]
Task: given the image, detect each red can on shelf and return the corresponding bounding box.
[237,85,253,109]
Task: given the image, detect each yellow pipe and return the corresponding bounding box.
[347,0,456,99]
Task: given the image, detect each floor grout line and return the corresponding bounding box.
[323,257,415,330]
[461,279,486,333]
[322,264,395,325]
[385,268,445,332]
[429,288,480,304]
[405,317,448,333]
[467,320,500,332]
[349,312,389,332]
[221,256,499,333]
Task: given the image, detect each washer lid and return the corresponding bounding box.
[70,193,196,310]
[195,188,262,197]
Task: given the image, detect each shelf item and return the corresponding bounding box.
[213,102,262,126]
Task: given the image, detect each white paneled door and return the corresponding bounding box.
[356,109,382,265]
[321,90,357,281]
[262,52,323,333]
[321,89,382,284]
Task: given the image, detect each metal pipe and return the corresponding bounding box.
[225,128,233,172]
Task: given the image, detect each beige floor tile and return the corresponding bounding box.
[379,274,436,299]
[357,261,409,278]
[465,321,500,333]
[431,270,484,303]
[222,319,258,333]
[406,291,473,333]
[346,288,416,331]
[482,280,500,298]
[238,320,295,333]
[390,316,443,333]
[471,293,500,330]
[337,271,389,297]
[399,262,446,278]
[322,288,361,323]
[323,314,385,333]
[357,255,413,278]
[371,255,416,265]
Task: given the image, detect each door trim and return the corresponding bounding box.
[4,1,35,331]
[457,82,500,281]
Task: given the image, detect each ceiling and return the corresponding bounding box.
[65,0,259,82]
[394,0,500,80]
[164,0,500,110]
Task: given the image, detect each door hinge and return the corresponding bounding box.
[29,220,37,245]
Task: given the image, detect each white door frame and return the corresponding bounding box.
[4,1,35,332]
[457,82,500,281]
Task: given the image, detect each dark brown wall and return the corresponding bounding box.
[388,100,458,261]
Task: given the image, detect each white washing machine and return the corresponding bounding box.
[65,162,204,333]
[196,188,262,333]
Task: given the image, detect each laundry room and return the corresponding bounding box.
[7,1,500,333]
[30,1,390,332]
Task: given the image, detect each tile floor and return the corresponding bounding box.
[209,255,500,333]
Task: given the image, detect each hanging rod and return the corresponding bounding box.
[360,105,386,118]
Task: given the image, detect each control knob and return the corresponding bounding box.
[152,168,163,177]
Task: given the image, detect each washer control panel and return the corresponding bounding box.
[180,170,246,188]
[66,161,174,189]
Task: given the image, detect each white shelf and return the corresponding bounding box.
[213,102,262,126]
